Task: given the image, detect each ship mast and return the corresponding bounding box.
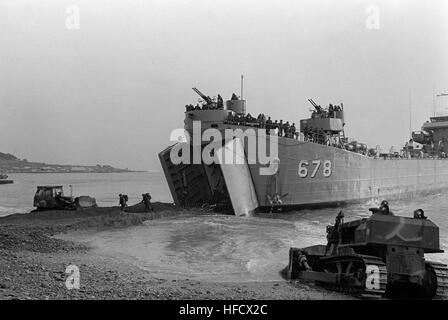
[408,90,412,138]
[433,84,436,117]
[241,75,244,100]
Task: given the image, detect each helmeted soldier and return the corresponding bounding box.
[119,194,128,211]
[256,114,264,128]
[266,116,273,135]
[217,94,223,109]
[379,200,393,215]
[227,112,234,124]
[118,194,123,209]
[369,200,394,215]
[284,121,290,138]
[261,114,266,128]
[291,123,297,139]
[273,120,279,135]
[142,193,154,212]
[245,113,254,124]
[414,209,427,219]
[328,104,334,117]
[235,113,243,125]
[278,120,284,137]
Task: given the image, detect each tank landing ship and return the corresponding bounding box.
[283,202,448,299]
[159,87,448,215]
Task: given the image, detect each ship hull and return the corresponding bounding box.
[159,135,448,213]
[251,138,448,209]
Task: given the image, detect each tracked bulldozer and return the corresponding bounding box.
[284,201,448,299]
[33,186,97,210]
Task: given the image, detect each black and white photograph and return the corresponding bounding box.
[1,0,448,310]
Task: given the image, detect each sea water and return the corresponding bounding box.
[23,171,448,282]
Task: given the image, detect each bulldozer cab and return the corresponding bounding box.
[33,186,75,210]
[37,185,63,197]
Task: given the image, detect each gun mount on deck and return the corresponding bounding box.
[192,87,214,106]
[300,98,346,147]
[308,99,324,113]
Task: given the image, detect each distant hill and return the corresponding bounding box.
[0,152,19,162]
[0,151,134,173]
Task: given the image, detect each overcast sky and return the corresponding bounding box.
[0,0,447,170]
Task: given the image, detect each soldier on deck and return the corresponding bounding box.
[291,123,297,139]
[273,120,279,135]
[261,114,267,128]
[217,94,224,109]
[256,114,262,127]
[227,112,234,124]
[266,117,273,134]
[278,120,284,137]
[284,121,291,138]
[328,104,334,117]
[246,113,254,125]
[235,113,243,125]
[256,114,264,128]
[231,93,239,100]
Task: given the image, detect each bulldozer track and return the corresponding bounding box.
[426,261,448,299]
[361,256,388,298]
[316,255,387,299]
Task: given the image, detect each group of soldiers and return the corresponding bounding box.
[311,103,343,119]
[225,113,298,139]
[302,126,329,145]
[118,193,154,212]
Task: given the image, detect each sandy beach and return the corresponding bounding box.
[0,205,351,300]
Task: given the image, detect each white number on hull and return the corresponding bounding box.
[311,160,321,178]
[298,160,332,178]
[298,160,308,177]
[323,160,332,177]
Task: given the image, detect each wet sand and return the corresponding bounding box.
[0,204,351,300]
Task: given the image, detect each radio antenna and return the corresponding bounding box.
[409,90,412,137]
[433,83,436,117]
[241,75,244,100]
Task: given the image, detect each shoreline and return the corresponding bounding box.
[4,171,148,174]
[0,204,351,300]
